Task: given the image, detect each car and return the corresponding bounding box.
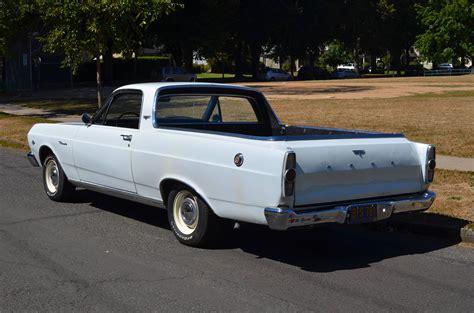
[437,63,453,70]
[27,82,436,247]
[257,68,292,81]
[405,64,425,76]
[330,69,361,79]
[337,63,355,70]
[159,66,196,82]
[297,66,328,80]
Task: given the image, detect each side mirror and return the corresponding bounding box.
[81,113,91,124]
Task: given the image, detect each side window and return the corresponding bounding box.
[214,97,259,123]
[100,92,142,129]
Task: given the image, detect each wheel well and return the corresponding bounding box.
[160,179,190,207]
[39,146,54,165]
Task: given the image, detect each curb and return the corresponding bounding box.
[461,227,474,244]
[385,216,474,244]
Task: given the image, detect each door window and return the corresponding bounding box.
[96,92,142,129]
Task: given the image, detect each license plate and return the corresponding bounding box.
[347,204,378,224]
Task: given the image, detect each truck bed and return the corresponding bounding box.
[158,123,404,140]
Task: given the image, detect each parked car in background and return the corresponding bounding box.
[27,82,436,247]
[337,63,355,70]
[258,68,292,81]
[297,66,328,80]
[437,63,453,70]
[159,67,196,82]
[330,69,361,79]
[405,64,425,76]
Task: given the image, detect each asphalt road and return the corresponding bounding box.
[1,148,474,312]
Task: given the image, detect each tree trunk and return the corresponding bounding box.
[234,40,243,78]
[221,56,225,79]
[133,52,138,81]
[250,44,261,79]
[96,56,102,108]
[182,42,193,73]
[405,48,410,69]
[460,54,466,69]
[289,55,295,77]
[370,54,377,73]
[104,47,114,83]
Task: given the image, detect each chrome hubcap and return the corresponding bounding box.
[45,159,59,193]
[173,191,199,235]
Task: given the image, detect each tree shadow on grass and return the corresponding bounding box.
[72,189,463,273]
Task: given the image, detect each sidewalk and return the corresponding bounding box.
[437,155,474,172]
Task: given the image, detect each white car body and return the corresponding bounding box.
[27,82,436,232]
[257,68,292,81]
[160,67,196,82]
[437,63,453,70]
[337,63,355,70]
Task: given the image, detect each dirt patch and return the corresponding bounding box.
[242,75,474,100]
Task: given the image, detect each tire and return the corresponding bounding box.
[167,187,219,247]
[42,154,75,201]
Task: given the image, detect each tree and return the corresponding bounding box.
[38,0,173,106]
[0,1,38,56]
[416,0,474,67]
[319,40,352,70]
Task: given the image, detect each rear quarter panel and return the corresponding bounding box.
[131,128,288,224]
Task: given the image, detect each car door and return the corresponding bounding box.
[73,90,143,192]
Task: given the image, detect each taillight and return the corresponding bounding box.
[426,145,436,183]
[283,152,296,197]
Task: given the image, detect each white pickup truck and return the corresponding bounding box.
[27,83,436,247]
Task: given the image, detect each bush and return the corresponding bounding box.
[193,63,209,74]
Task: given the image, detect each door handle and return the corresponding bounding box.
[121,134,132,141]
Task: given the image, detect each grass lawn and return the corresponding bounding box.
[429,169,474,222]
[271,90,474,158]
[197,73,254,83]
[0,112,56,150]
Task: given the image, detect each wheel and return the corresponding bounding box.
[42,154,75,201]
[167,187,218,247]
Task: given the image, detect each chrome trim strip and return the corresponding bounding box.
[264,191,436,230]
[27,152,40,167]
[69,179,165,209]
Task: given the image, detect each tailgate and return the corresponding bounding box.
[289,138,423,206]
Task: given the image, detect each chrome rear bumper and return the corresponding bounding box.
[264,191,436,230]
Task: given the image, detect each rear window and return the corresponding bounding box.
[155,95,260,124]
